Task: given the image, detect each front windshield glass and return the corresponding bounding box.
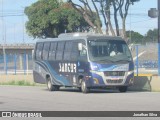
[88,39,132,62]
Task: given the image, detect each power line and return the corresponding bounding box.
[110,13,148,16]
[0,14,24,17]
[126,19,156,24]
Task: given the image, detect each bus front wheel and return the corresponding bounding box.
[81,80,89,93]
[118,86,128,92]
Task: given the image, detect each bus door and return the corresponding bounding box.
[63,41,78,86]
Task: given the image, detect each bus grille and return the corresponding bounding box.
[104,71,125,76]
[106,79,123,84]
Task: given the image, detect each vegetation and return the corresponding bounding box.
[25,0,89,38]
[25,0,157,44]
[25,0,140,40]
[144,29,158,43]
[68,0,140,41]
[0,80,36,86]
[127,29,158,44]
[126,30,144,44]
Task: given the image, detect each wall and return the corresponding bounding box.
[129,76,160,92]
[0,75,34,84]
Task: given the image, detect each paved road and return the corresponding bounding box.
[0,86,160,120]
[0,86,160,111]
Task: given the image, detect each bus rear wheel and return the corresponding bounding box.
[47,78,59,91]
[118,86,127,92]
[81,80,89,93]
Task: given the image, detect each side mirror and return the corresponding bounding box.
[78,43,83,51]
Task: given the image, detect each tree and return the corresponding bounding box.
[126,30,143,44]
[144,29,158,43]
[112,0,137,39]
[25,0,89,38]
[68,0,140,41]
[68,0,103,34]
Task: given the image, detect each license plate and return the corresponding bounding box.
[111,78,119,80]
[110,77,120,80]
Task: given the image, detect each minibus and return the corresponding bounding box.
[33,33,134,93]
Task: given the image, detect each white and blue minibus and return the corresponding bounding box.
[33,33,134,93]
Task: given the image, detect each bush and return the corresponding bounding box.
[0,80,36,86]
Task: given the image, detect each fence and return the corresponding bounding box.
[0,53,33,75]
[0,43,158,75]
[135,60,158,68]
[132,43,158,75]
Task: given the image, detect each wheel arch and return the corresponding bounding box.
[78,75,84,84]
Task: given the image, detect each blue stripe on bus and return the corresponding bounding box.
[45,61,71,86]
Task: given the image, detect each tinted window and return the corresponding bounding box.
[42,42,50,60]
[70,42,79,61]
[56,42,65,60]
[35,43,43,60]
[48,42,57,60]
[64,42,72,60]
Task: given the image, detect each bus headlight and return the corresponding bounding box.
[93,78,99,84]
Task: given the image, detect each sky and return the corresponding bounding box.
[0,0,158,44]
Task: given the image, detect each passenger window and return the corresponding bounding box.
[48,42,57,61]
[42,42,50,60]
[64,42,72,60]
[70,42,79,61]
[35,43,43,60]
[56,42,65,60]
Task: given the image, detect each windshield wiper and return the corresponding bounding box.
[99,59,115,63]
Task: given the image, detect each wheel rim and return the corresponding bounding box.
[47,80,52,90]
[81,81,86,92]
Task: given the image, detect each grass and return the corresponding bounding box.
[0,80,36,86]
[151,89,160,92]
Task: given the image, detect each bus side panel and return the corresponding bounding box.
[33,61,48,84]
[33,60,73,86]
[33,70,46,84]
[46,60,92,87]
[33,60,68,86]
[46,61,72,86]
[77,61,92,86]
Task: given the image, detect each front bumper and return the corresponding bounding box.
[87,71,134,87]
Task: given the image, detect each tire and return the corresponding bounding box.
[55,86,60,91]
[81,80,89,93]
[47,77,59,91]
[78,87,82,92]
[118,86,128,92]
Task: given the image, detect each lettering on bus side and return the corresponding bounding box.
[59,63,77,73]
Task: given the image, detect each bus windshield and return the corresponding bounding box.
[88,39,132,62]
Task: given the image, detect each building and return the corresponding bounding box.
[0,44,35,74]
[0,44,34,55]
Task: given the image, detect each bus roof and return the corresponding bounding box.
[37,33,124,42]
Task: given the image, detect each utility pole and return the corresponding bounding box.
[158,0,160,75]
[1,0,6,73]
[22,14,25,43]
